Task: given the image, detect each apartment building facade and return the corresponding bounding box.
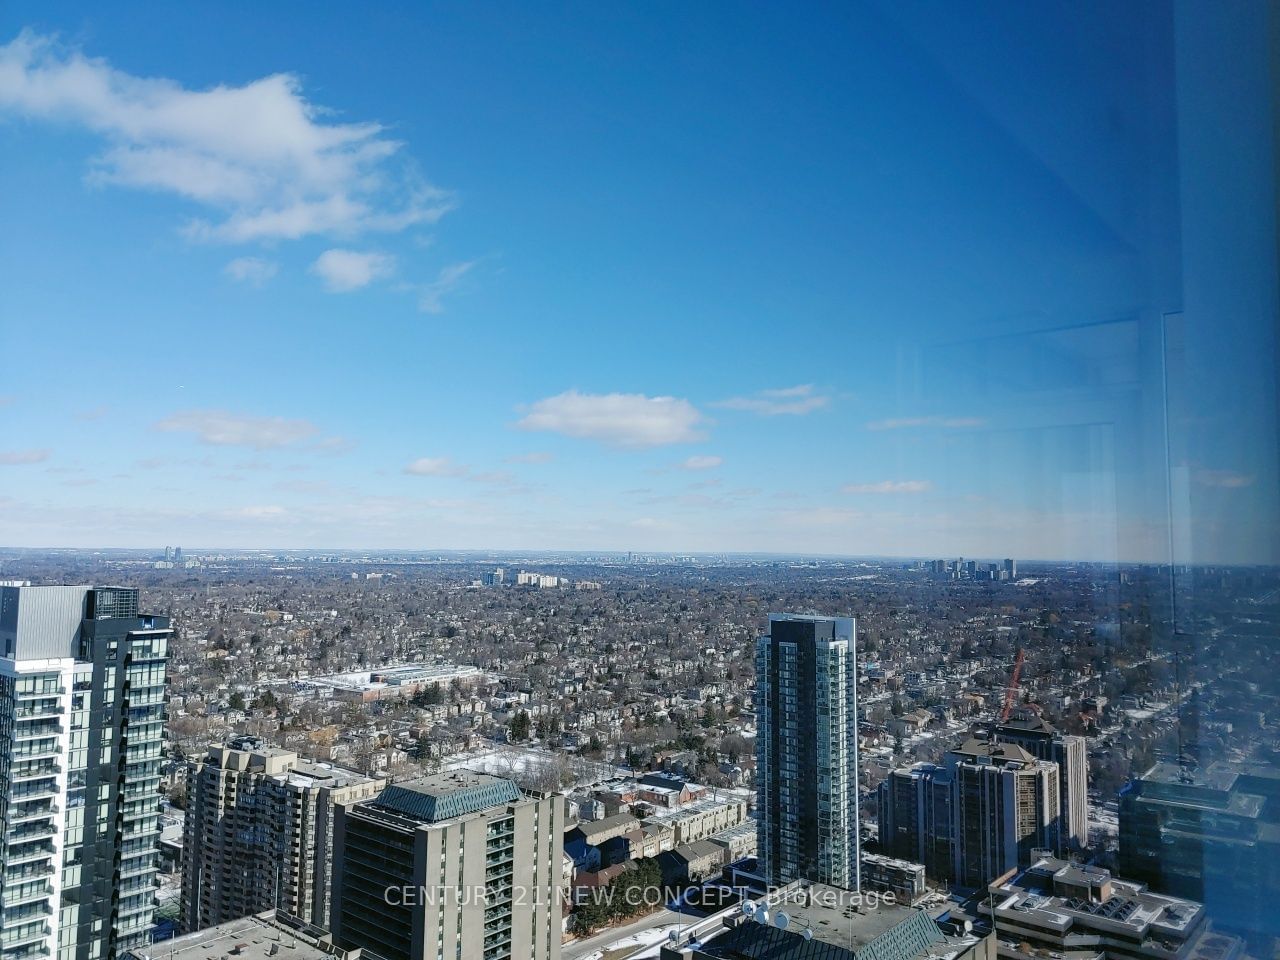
[180,738,382,932]
[0,584,171,960]
[332,772,562,960]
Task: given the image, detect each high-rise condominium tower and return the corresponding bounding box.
[179,738,383,933]
[995,715,1088,850]
[332,772,563,960]
[948,739,1060,889]
[0,584,171,960]
[877,762,955,882]
[755,613,860,889]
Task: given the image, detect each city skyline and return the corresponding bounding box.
[0,4,1275,958]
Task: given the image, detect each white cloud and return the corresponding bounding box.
[314,435,355,454]
[841,480,932,494]
[418,260,476,314]
[154,410,319,449]
[518,391,706,448]
[866,416,986,430]
[714,384,829,416]
[226,504,287,519]
[223,256,278,286]
[505,451,553,465]
[310,249,394,292]
[1194,468,1254,489]
[681,455,723,470]
[404,457,468,477]
[0,30,452,243]
[0,449,50,465]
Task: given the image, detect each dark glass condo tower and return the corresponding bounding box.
[755,613,860,890]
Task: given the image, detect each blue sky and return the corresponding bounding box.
[0,3,1275,560]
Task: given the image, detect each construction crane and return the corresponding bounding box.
[1000,647,1026,723]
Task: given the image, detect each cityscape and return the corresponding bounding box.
[2,4,1278,960]
[1,551,1277,960]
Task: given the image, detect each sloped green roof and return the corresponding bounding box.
[373,772,521,822]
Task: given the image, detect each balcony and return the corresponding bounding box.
[3,863,55,884]
[9,783,58,803]
[0,924,50,951]
[4,842,56,866]
[8,803,58,824]
[10,744,62,762]
[13,723,63,739]
[2,884,53,909]
[6,822,57,844]
[15,687,64,699]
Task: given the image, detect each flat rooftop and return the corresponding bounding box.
[128,913,350,960]
[1143,761,1238,791]
[988,857,1203,939]
[646,797,743,822]
[299,663,483,691]
[700,883,947,960]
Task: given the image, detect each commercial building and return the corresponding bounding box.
[332,772,562,960]
[994,715,1088,850]
[980,856,1243,960]
[0,584,171,960]
[859,853,926,904]
[296,665,485,703]
[126,912,361,960]
[1119,761,1280,936]
[755,614,860,889]
[660,881,993,960]
[180,738,383,932]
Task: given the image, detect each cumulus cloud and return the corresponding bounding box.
[714,384,829,416]
[517,391,706,448]
[310,249,394,292]
[154,410,320,449]
[841,480,932,494]
[866,416,986,430]
[404,457,468,477]
[418,260,476,314]
[681,455,723,470]
[0,30,452,243]
[0,449,51,465]
[223,256,278,286]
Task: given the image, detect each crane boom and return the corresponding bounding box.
[1000,647,1025,722]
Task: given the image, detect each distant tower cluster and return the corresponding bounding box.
[924,557,1017,581]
